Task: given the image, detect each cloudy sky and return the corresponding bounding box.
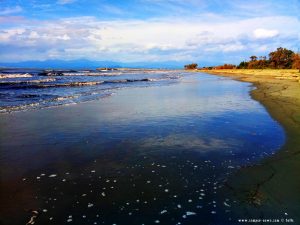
[1,0,299,65]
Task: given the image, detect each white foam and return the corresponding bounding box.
[186,211,196,216]
[160,210,167,214]
[0,73,32,79]
[224,202,231,207]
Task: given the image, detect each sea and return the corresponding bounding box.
[0,68,180,113]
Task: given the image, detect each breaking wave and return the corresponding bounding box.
[0,73,33,79]
[0,78,56,85]
[0,70,183,113]
[4,78,160,89]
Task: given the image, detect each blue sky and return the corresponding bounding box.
[1,0,299,66]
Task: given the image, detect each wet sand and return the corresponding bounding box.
[202,69,300,221]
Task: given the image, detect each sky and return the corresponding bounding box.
[0,0,299,66]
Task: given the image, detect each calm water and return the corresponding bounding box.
[0,71,285,225]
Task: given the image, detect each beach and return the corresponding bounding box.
[0,71,290,225]
[2,0,299,224]
[202,69,300,221]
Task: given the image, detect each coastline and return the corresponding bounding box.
[201,69,300,220]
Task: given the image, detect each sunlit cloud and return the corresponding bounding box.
[254,28,279,39]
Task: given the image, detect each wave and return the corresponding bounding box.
[0,78,56,85]
[17,94,41,98]
[0,73,33,79]
[62,72,123,76]
[53,95,77,101]
[0,92,114,113]
[0,102,40,113]
[5,78,161,89]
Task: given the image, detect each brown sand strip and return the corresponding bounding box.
[202,69,300,221]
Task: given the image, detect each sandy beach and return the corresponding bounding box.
[202,69,300,220]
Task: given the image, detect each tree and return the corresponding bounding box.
[250,56,257,61]
[237,61,249,69]
[292,53,300,71]
[184,63,198,70]
[269,47,294,69]
[215,64,236,69]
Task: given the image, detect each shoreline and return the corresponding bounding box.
[201,69,300,220]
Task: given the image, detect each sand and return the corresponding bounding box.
[201,69,300,220]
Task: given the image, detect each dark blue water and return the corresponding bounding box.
[0,72,286,225]
[0,69,181,113]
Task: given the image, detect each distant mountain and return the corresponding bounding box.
[0,59,188,69]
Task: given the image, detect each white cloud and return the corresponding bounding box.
[254,28,279,39]
[0,15,298,62]
[0,6,23,15]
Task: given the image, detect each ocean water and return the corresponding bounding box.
[0,69,180,113]
[0,71,286,225]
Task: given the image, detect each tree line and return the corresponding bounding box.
[184,47,300,70]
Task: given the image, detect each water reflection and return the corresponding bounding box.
[0,73,285,225]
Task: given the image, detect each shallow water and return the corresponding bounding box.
[0,72,285,225]
[0,69,180,113]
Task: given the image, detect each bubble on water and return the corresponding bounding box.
[224,202,231,207]
[160,210,167,214]
[186,211,196,216]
